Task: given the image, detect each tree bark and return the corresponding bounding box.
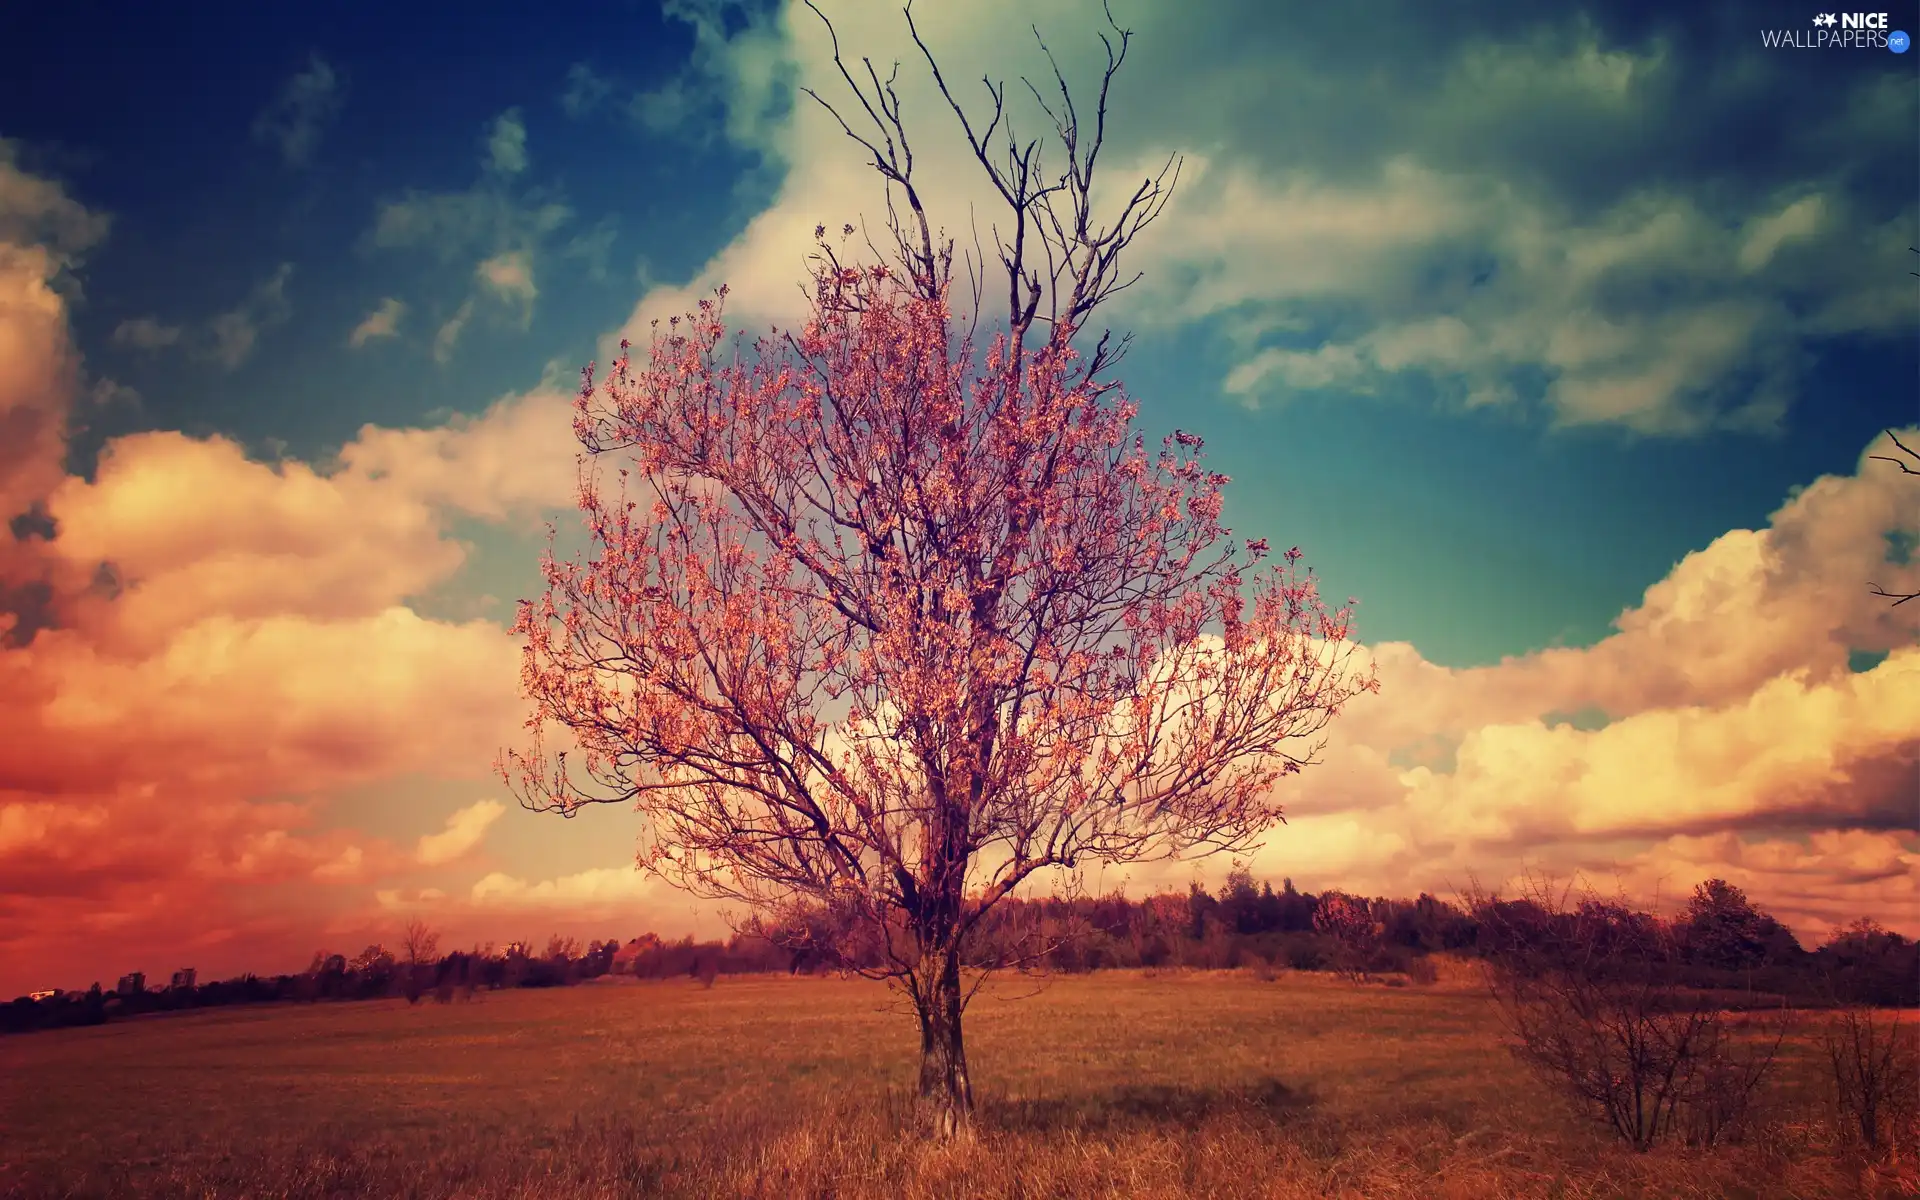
[915,950,974,1138]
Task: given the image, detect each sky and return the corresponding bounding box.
[1,0,1915,996]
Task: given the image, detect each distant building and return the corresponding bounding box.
[117,972,145,996]
[27,989,57,1001]
[169,968,197,991]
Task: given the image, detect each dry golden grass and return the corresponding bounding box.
[0,969,1912,1199]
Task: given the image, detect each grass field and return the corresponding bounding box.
[1,967,1911,1199]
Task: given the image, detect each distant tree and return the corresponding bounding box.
[501,941,531,989]
[1682,879,1773,971]
[400,919,440,1004]
[1276,878,1317,933]
[1313,891,1383,982]
[349,944,396,990]
[1127,892,1186,968]
[1186,881,1222,942]
[1817,918,1920,1008]
[311,952,348,1000]
[580,938,619,978]
[401,919,441,966]
[499,1,1372,1139]
[1387,892,1474,953]
[1217,862,1265,935]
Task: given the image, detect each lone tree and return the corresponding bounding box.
[501,1,1374,1137]
[399,917,440,1004]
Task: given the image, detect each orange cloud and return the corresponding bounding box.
[416,800,506,866]
[1227,434,1920,935]
[0,143,1913,996]
[0,154,586,995]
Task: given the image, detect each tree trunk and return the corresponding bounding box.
[916,950,974,1138]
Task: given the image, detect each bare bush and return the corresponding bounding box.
[1404,956,1439,987]
[1823,1004,1919,1158]
[1467,874,1790,1151]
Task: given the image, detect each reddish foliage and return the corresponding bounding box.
[498,2,1374,1139]
[1312,891,1383,981]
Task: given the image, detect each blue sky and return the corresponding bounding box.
[0,0,1915,992]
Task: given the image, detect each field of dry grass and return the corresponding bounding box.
[1,965,1912,1199]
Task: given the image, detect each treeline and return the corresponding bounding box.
[5,871,1913,1036]
[768,869,1916,1007]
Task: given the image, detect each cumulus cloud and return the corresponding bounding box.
[251,55,344,168]
[1619,830,1919,942]
[1195,431,1920,937]
[486,109,528,176]
[0,140,106,534]
[348,297,406,347]
[417,800,505,866]
[0,374,583,993]
[0,142,582,989]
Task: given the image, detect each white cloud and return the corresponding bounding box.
[111,317,183,351]
[433,300,473,364]
[108,265,293,372]
[469,866,657,908]
[1738,194,1827,273]
[348,297,406,348]
[486,109,528,176]
[251,55,343,168]
[476,251,536,319]
[1134,158,1911,433]
[206,264,293,369]
[605,3,1911,439]
[417,799,505,866]
[0,139,111,258]
[371,110,565,356]
[371,190,570,261]
[561,63,613,118]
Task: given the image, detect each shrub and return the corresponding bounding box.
[1823,1005,1920,1158]
[1282,937,1329,972]
[1313,892,1383,982]
[1404,956,1439,986]
[1469,874,1790,1152]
